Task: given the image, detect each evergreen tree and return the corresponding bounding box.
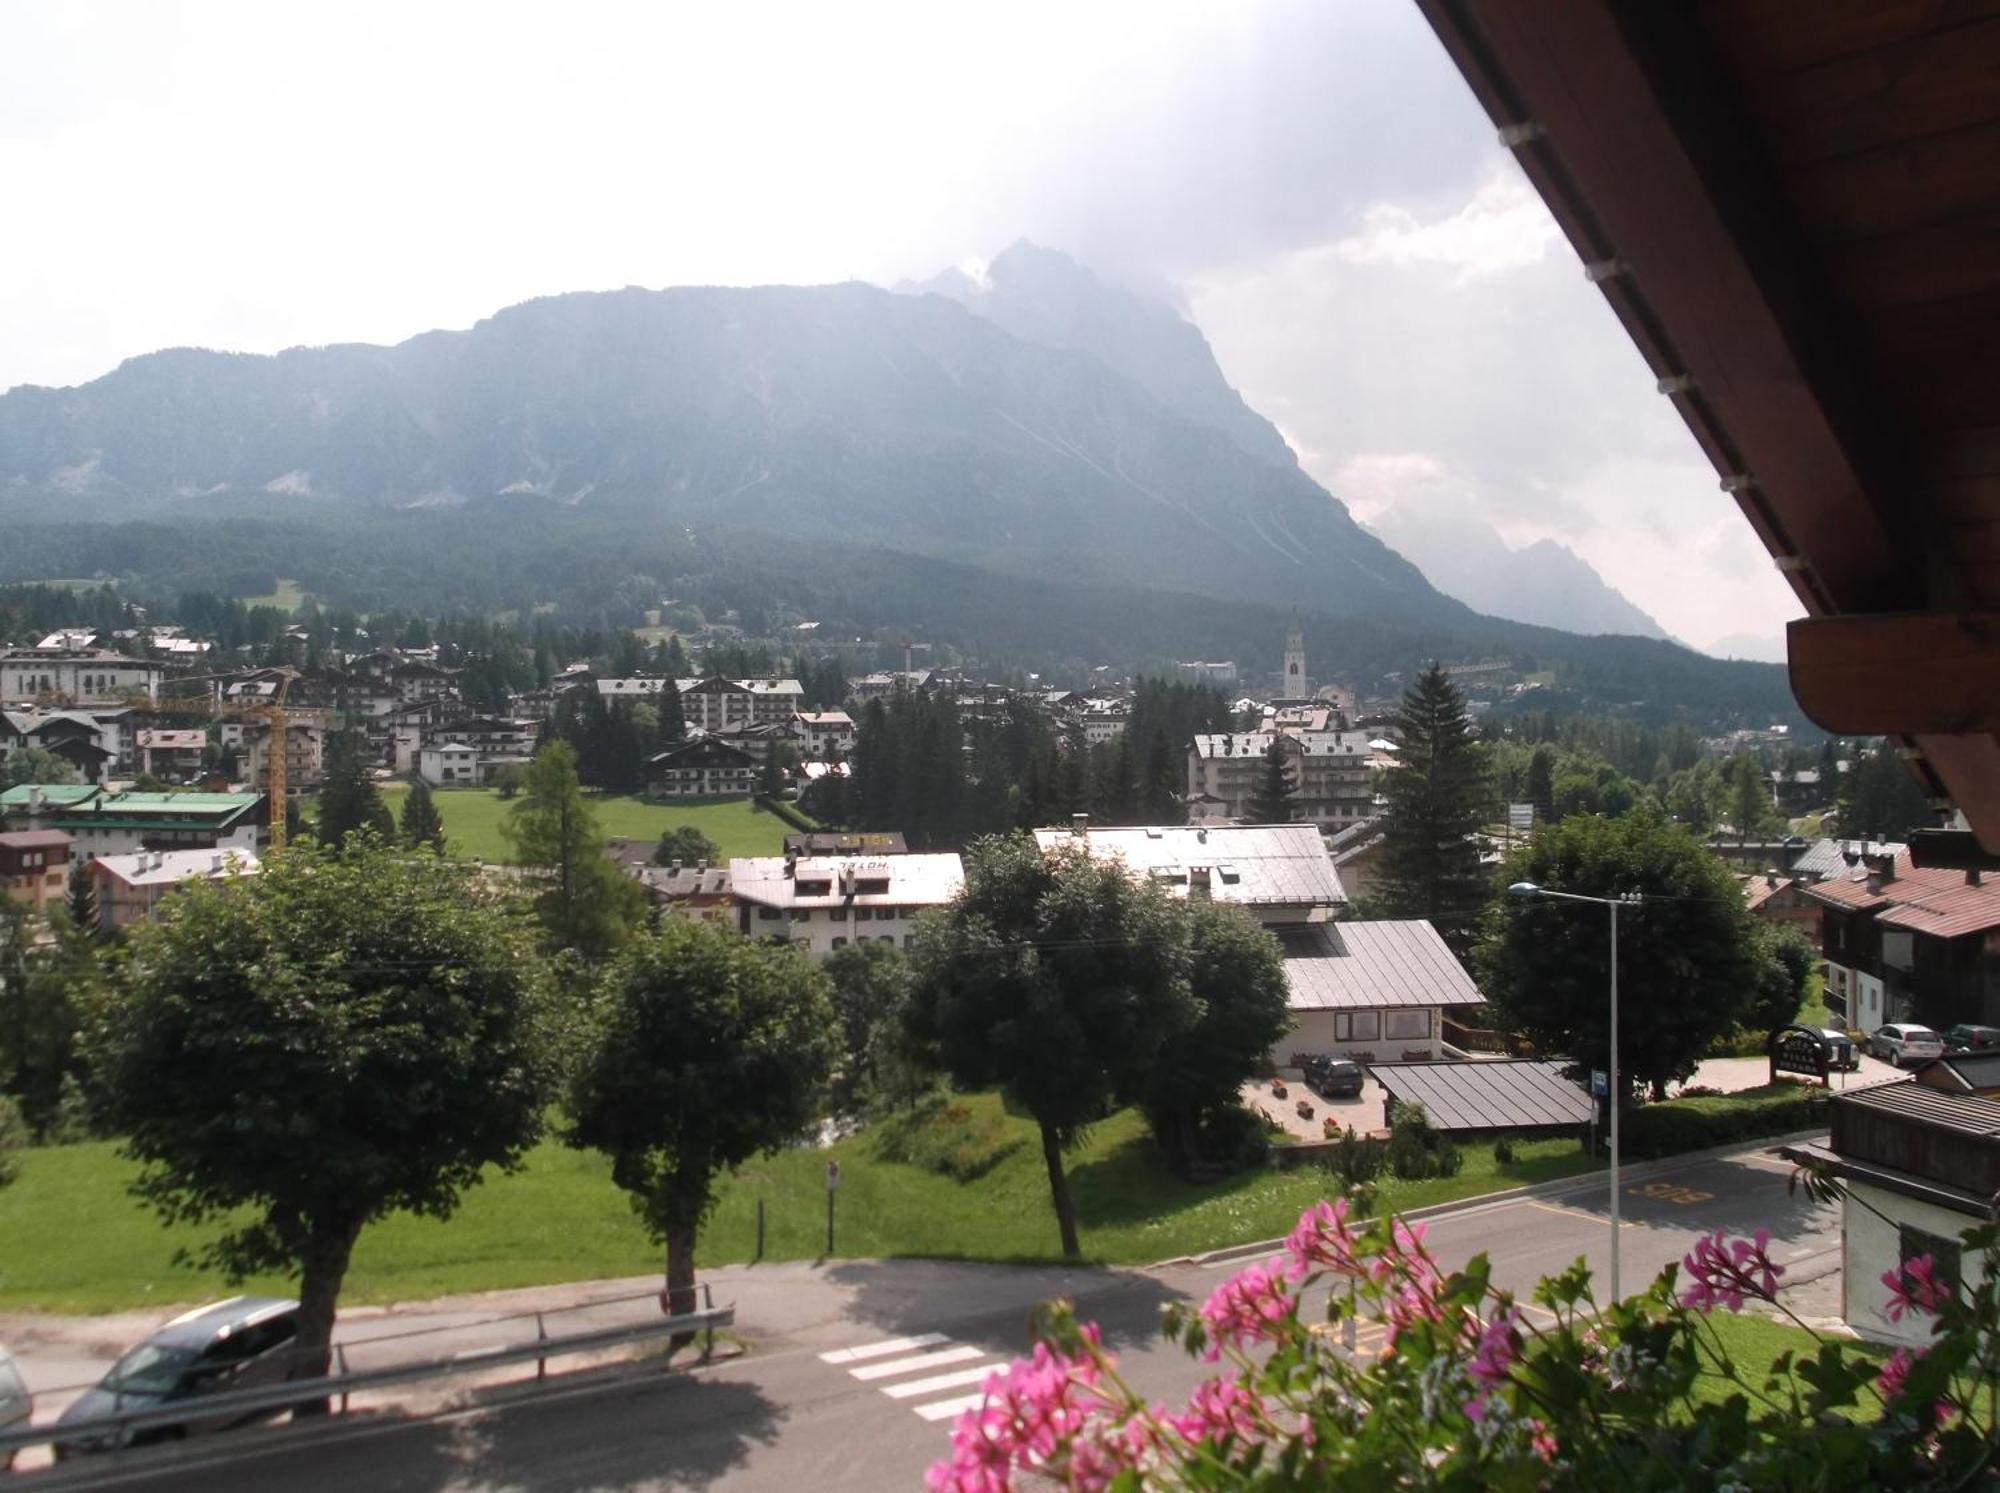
[502,741,644,955]
[1246,738,1297,825]
[316,733,395,850]
[1375,664,1491,948]
[399,776,447,852]
[655,679,686,750]
[1526,746,1555,826]
[65,860,97,934]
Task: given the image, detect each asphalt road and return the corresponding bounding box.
[23,1144,1837,1492]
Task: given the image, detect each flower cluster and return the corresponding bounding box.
[1197,1259,1296,1359]
[1880,1254,1946,1323]
[1680,1227,1783,1312]
[929,1334,1108,1492]
[1282,1197,1363,1281]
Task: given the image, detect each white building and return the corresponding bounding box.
[0,648,162,705]
[1032,822,1347,925]
[90,847,261,931]
[679,677,805,732]
[795,710,857,758]
[418,741,481,787]
[1187,731,1377,828]
[730,852,965,958]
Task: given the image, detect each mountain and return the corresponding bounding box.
[1704,632,1788,664]
[0,279,1467,632]
[1363,501,1675,640]
[900,241,1300,473]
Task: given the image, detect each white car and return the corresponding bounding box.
[0,1345,30,1470]
[1867,1023,1946,1068]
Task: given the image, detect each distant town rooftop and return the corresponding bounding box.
[1033,823,1346,911]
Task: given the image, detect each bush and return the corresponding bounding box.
[1386,1101,1459,1180]
[1620,1085,1831,1161]
[1326,1128,1387,1187]
[1492,1136,1516,1165]
[870,1097,1025,1181]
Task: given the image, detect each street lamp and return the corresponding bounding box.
[1508,881,1643,1301]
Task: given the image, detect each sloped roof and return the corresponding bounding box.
[1791,838,1905,880]
[1278,920,1480,1011]
[1806,852,2000,938]
[729,853,963,910]
[1033,823,1346,909]
[93,848,261,888]
[1378,1061,1594,1134]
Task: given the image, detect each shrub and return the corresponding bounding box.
[1620,1085,1830,1161]
[1326,1128,1386,1187]
[870,1097,1025,1181]
[1492,1135,1516,1165]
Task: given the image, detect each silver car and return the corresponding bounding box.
[1867,1023,1946,1068]
[0,1346,30,1470]
[53,1297,301,1457]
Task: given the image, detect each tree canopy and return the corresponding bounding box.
[316,731,394,850]
[398,775,447,852]
[905,834,1195,1255]
[1477,811,1769,1100]
[86,838,552,1380]
[502,741,644,955]
[567,921,836,1320]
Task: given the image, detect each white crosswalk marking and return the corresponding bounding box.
[818,1333,948,1365]
[820,1333,1005,1422]
[850,1344,985,1380]
[916,1393,988,1422]
[881,1364,998,1399]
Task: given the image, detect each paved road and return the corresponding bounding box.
[21,1144,1837,1491]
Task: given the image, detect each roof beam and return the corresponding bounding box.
[1787,613,2000,733]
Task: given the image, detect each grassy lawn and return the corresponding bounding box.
[0,1095,1600,1315]
[1689,1312,1889,1418]
[364,786,787,864]
[236,577,306,610]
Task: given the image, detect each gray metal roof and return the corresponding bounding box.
[1278,920,1480,1010]
[1378,1061,1594,1133]
[1034,824,1346,909]
[1919,1053,2000,1093]
[1834,1079,2000,1139]
[1791,837,1905,880]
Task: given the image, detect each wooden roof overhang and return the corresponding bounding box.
[1415,0,2000,851]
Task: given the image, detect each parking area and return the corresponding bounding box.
[1242,1073,1388,1140]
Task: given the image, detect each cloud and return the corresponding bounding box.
[1328,172,1560,282]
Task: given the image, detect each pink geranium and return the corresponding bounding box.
[1283,1197,1364,1281]
[1681,1228,1783,1313]
[1881,1255,1947,1322]
[1199,1259,1298,1359]
[1468,1308,1522,1389]
[1172,1377,1266,1446]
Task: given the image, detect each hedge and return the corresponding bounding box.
[1620,1083,1831,1161]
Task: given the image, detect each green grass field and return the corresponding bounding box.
[235,577,307,610]
[0,1095,1601,1314]
[1689,1313,1889,1417]
[369,787,787,864]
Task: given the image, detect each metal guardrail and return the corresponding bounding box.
[0,1290,733,1460]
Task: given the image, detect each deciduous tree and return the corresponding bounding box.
[567,922,835,1324]
[905,835,1194,1257]
[86,840,551,1391]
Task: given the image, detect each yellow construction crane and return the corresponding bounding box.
[220,668,296,851]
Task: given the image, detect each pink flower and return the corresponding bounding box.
[1063,1423,1138,1492]
[1681,1229,1784,1313]
[1284,1198,1364,1281]
[1877,1346,1919,1402]
[1198,1259,1297,1359]
[1468,1309,1522,1389]
[926,1336,1107,1489]
[1529,1420,1558,1462]
[1880,1255,1946,1322]
[1171,1378,1265,1446]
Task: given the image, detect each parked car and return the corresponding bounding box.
[0,1346,30,1470]
[53,1297,300,1458]
[1303,1055,1365,1099]
[1866,1023,1946,1068]
[1817,1028,1861,1072]
[1942,1023,2000,1054]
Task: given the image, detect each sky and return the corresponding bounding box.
[0,0,1801,654]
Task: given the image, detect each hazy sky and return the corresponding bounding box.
[0,0,1800,652]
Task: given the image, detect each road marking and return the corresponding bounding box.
[1627,1182,1716,1205]
[851,1345,986,1381]
[818,1333,949,1365]
[882,1365,1000,1399]
[1525,1200,1642,1228]
[917,1393,989,1422]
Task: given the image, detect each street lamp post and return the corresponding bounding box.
[1508,881,1642,1301]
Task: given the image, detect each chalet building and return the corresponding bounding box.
[390,660,459,704]
[679,677,805,732]
[0,710,116,783]
[0,647,162,705]
[418,742,480,787]
[0,829,72,913]
[0,783,105,829]
[730,852,964,958]
[708,721,798,765]
[136,729,208,782]
[1741,872,1821,949]
[223,716,327,794]
[1808,852,2000,1039]
[1770,768,1827,814]
[1187,731,1376,828]
[1786,1081,2000,1349]
[44,790,265,866]
[645,738,758,798]
[418,717,537,786]
[1036,821,1477,1069]
[794,710,857,758]
[1790,838,1906,884]
[90,847,261,932]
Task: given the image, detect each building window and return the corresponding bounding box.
[854,907,873,921]
[831,937,847,950]
[1334,1011,1381,1043]
[789,908,811,923]
[757,906,781,921]
[1384,1010,1429,1041]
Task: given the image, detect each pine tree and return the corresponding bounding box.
[317,733,396,850]
[399,777,447,852]
[1246,738,1297,824]
[1526,746,1555,825]
[1375,664,1491,948]
[65,860,98,934]
[656,679,686,750]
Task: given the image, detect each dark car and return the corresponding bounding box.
[1818,1028,1861,1072]
[1942,1024,2000,1054]
[53,1297,300,1457]
[1303,1055,1365,1099]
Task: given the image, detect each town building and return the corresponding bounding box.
[0,647,162,705]
[43,790,265,866]
[1187,731,1376,828]
[1032,822,1348,925]
[730,852,965,958]
[136,728,209,782]
[794,710,857,758]
[708,721,799,765]
[0,829,73,913]
[1172,661,1239,687]
[678,677,805,732]
[417,741,481,787]
[231,716,327,794]
[90,847,261,932]
[1808,851,2000,1038]
[645,738,758,798]
[638,863,734,926]
[1741,872,1822,948]
[1786,1080,2000,1349]
[0,709,117,783]
[783,831,910,857]
[1276,620,1311,699]
[390,660,459,704]
[0,783,105,829]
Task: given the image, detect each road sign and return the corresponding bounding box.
[1590,1070,1608,1098]
[1507,802,1535,832]
[826,1161,841,1192]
